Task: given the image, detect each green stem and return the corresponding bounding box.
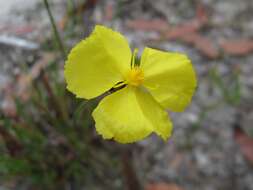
[43,0,66,59]
[73,100,89,120]
[41,71,69,122]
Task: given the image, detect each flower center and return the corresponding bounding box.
[126,68,144,86]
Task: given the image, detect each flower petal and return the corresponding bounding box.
[64,25,132,99]
[92,86,172,143]
[141,48,197,112]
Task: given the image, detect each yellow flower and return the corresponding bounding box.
[64,25,197,143]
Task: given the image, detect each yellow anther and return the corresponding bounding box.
[126,68,144,86]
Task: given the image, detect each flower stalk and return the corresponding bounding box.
[121,147,142,190]
[43,0,66,59]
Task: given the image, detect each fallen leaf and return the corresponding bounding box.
[146,183,184,190]
[14,26,35,35]
[0,25,35,35]
[2,53,55,110]
[126,19,169,32]
[180,33,219,59]
[234,127,253,165]
[30,53,55,79]
[164,5,209,41]
[16,53,55,101]
[220,39,253,56]
[164,20,201,40]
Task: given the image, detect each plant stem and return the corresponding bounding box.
[0,125,23,157]
[121,147,142,190]
[43,0,66,59]
[41,71,69,122]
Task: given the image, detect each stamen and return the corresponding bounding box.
[126,67,144,87]
[131,48,139,68]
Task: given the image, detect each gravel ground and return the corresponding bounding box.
[0,0,253,189]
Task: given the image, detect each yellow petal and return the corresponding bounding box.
[141,48,197,112]
[64,25,132,99]
[92,86,172,143]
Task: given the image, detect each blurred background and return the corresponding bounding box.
[0,0,253,189]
